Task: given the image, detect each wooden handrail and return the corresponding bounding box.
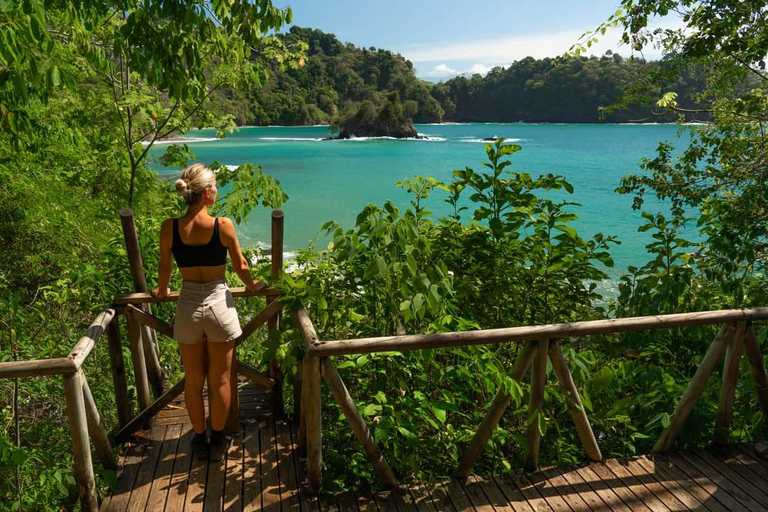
[0,357,77,379]
[308,307,768,356]
[69,307,117,370]
[113,286,281,305]
[295,306,768,493]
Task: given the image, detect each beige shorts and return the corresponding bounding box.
[174,279,243,344]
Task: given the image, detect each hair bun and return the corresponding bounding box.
[175,178,189,196]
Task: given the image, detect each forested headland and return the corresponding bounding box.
[2,0,768,509]
[211,26,708,126]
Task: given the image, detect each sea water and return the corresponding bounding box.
[150,123,694,292]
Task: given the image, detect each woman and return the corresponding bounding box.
[152,163,263,461]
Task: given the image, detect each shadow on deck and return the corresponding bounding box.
[102,380,768,512]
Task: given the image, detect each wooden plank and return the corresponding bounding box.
[738,443,768,472]
[391,487,419,512]
[183,428,210,512]
[223,427,244,512]
[525,469,580,512]
[163,428,195,512]
[569,464,634,512]
[288,420,320,512]
[462,475,502,511]
[676,451,768,510]
[373,490,399,511]
[310,308,768,357]
[102,440,144,512]
[476,475,533,512]
[408,484,439,512]
[635,454,728,512]
[242,420,263,512]
[318,493,341,512]
[126,425,167,512]
[553,466,608,511]
[144,424,182,512]
[523,471,571,512]
[204,432,228,511]
[663,452,749,512]
[428,481,459,511]
[623,455,699,510]
[337,491,360,511]
[259,416,282,512]
[692,449,768,502]
[275,420,301,511]
[494,474,552,512]
[601,459,668,512]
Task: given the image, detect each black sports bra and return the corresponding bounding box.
[171,218,228,268]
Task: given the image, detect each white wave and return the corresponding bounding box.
[143,137,219,145]
[460,138,523,143]
[260,137,325,141]
[329,135,446,142]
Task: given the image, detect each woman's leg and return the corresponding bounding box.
[206,339,235,431]
[179,341,207,434]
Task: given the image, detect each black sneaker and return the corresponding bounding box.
[192,431,209,460]
[209,429,231,462]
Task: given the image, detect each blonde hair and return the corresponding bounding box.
[175,163,215,205]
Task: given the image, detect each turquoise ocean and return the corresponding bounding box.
[151,123,692,294]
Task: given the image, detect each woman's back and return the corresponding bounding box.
[172,214,228,283]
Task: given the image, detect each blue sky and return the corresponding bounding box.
[272,1,675,81]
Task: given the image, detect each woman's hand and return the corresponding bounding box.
[245,280,267,293]
[151,286,170,299]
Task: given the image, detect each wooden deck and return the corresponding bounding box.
[103,381,768,511]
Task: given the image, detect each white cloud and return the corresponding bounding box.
[426,62,494,80]
[468,64,491,75]
[427,63,458,77]
[403,18,686,65]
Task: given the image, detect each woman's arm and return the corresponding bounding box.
[152,219,174,298]
[219,217,263,292]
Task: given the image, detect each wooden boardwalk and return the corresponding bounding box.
[103,381,768,511]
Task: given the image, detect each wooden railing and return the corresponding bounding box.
[0,209,286,511]
[292,307,768,494]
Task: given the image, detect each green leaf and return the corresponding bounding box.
[11,448,27,466]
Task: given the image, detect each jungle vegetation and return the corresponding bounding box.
[1,0,768,509]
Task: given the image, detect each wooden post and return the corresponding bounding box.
[225,352,241,433]
[299,357,310,453]
[127,317,152,427]
[548,341,602,461]
[294,359,303,420]
[715,321,746,445]
[305,355,322,494]
[654,324,733,453]
[63,370,98,511]
[119,208,166,398]
[269,209,284,416]
[524,338,549,472]
[81,374,117,470]
[455,341,538,479]
[743,325,768,419]
[107,317,133,428]
[322,359,397,488]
